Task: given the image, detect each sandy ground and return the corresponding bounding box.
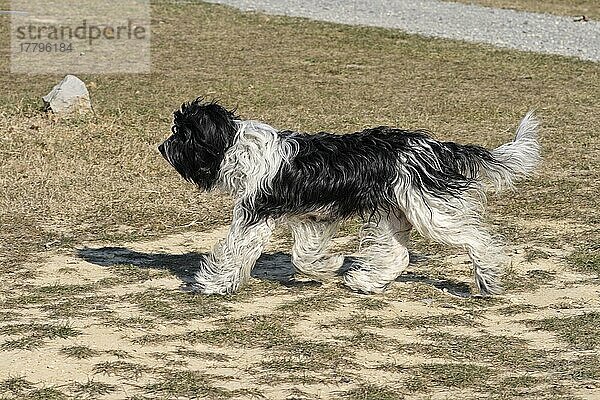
[1,221,598,399]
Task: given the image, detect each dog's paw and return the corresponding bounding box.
[188,270,242,295]
[343,270,391,294]
[181,281,234,295]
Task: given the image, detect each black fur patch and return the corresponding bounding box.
[159,99,238,190]
[248,127,498,223]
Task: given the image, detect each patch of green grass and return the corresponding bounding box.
[177,313,295,348]
[31,283,98,297]
[405,335,590,394]
[148,352,188,368]
[534,354,600,387]
[388,312,482,329]
[285,339,354,365]
[253,361,326,385]
[354,297,389,311]
[174,348,232,362]
[335,329,398,351]
[383,361,490,391]
[60,345,101,359]
[254,339,357,385]
[404,362,493,390]
[144,370,233,399]
[126,288,232,322]
[277,292,341,313]
[100,315,156,329]
[411,331,548,370]
[40,295,117,319]
[0,322,81,350]
[71,380,116,398]
[324,312,387,331]
[0,376,34,396]
[12,285,117,318]
[548,300,585,310]
[527,312,600,349]
[496,303,539,316]
[503,267,557,292]
[28,387,71,400]
[526,269,557,281]
[444,293,506,309]
[1,335,46,351]
[130,332,172,345]
[385,279,498,306]
[490,374,573,399]
[94,361,152,380]
[567,244,600,277]
[339,383,405,400]
[523,247,552,262]
[269,340,353,369]
[0,322,81,338]
[499,375,545,388]
[105,349,132,359]
[566,355,600,381]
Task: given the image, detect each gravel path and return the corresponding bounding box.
[207,0,600,62]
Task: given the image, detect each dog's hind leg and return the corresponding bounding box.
[343,212,411,293]
[289,217,344,279]
[401,191,503,296]
[193,208,274,295]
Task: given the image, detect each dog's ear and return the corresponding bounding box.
[171,101,201,142]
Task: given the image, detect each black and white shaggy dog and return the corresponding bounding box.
[159,99,540,296]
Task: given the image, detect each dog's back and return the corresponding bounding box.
[251,118,539,222]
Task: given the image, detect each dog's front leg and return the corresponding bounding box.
[193,208,273,295]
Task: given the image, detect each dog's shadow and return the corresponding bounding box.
[77,247,472,297]
[77,247,299,284]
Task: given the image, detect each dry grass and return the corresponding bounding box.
[0,0,599,399]
[1,1,599,264]
[450,0,600,19]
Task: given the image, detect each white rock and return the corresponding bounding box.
[42,75,92,114]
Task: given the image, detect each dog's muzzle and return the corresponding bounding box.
[158,141,173,166]
[158,142,166,158]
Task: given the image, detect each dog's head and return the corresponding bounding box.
[159,99,238,190]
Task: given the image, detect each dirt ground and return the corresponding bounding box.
[1,217,599,399]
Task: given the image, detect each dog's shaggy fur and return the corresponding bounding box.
[159,99,540,295]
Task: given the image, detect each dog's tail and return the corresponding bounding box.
[477,111,541,191]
